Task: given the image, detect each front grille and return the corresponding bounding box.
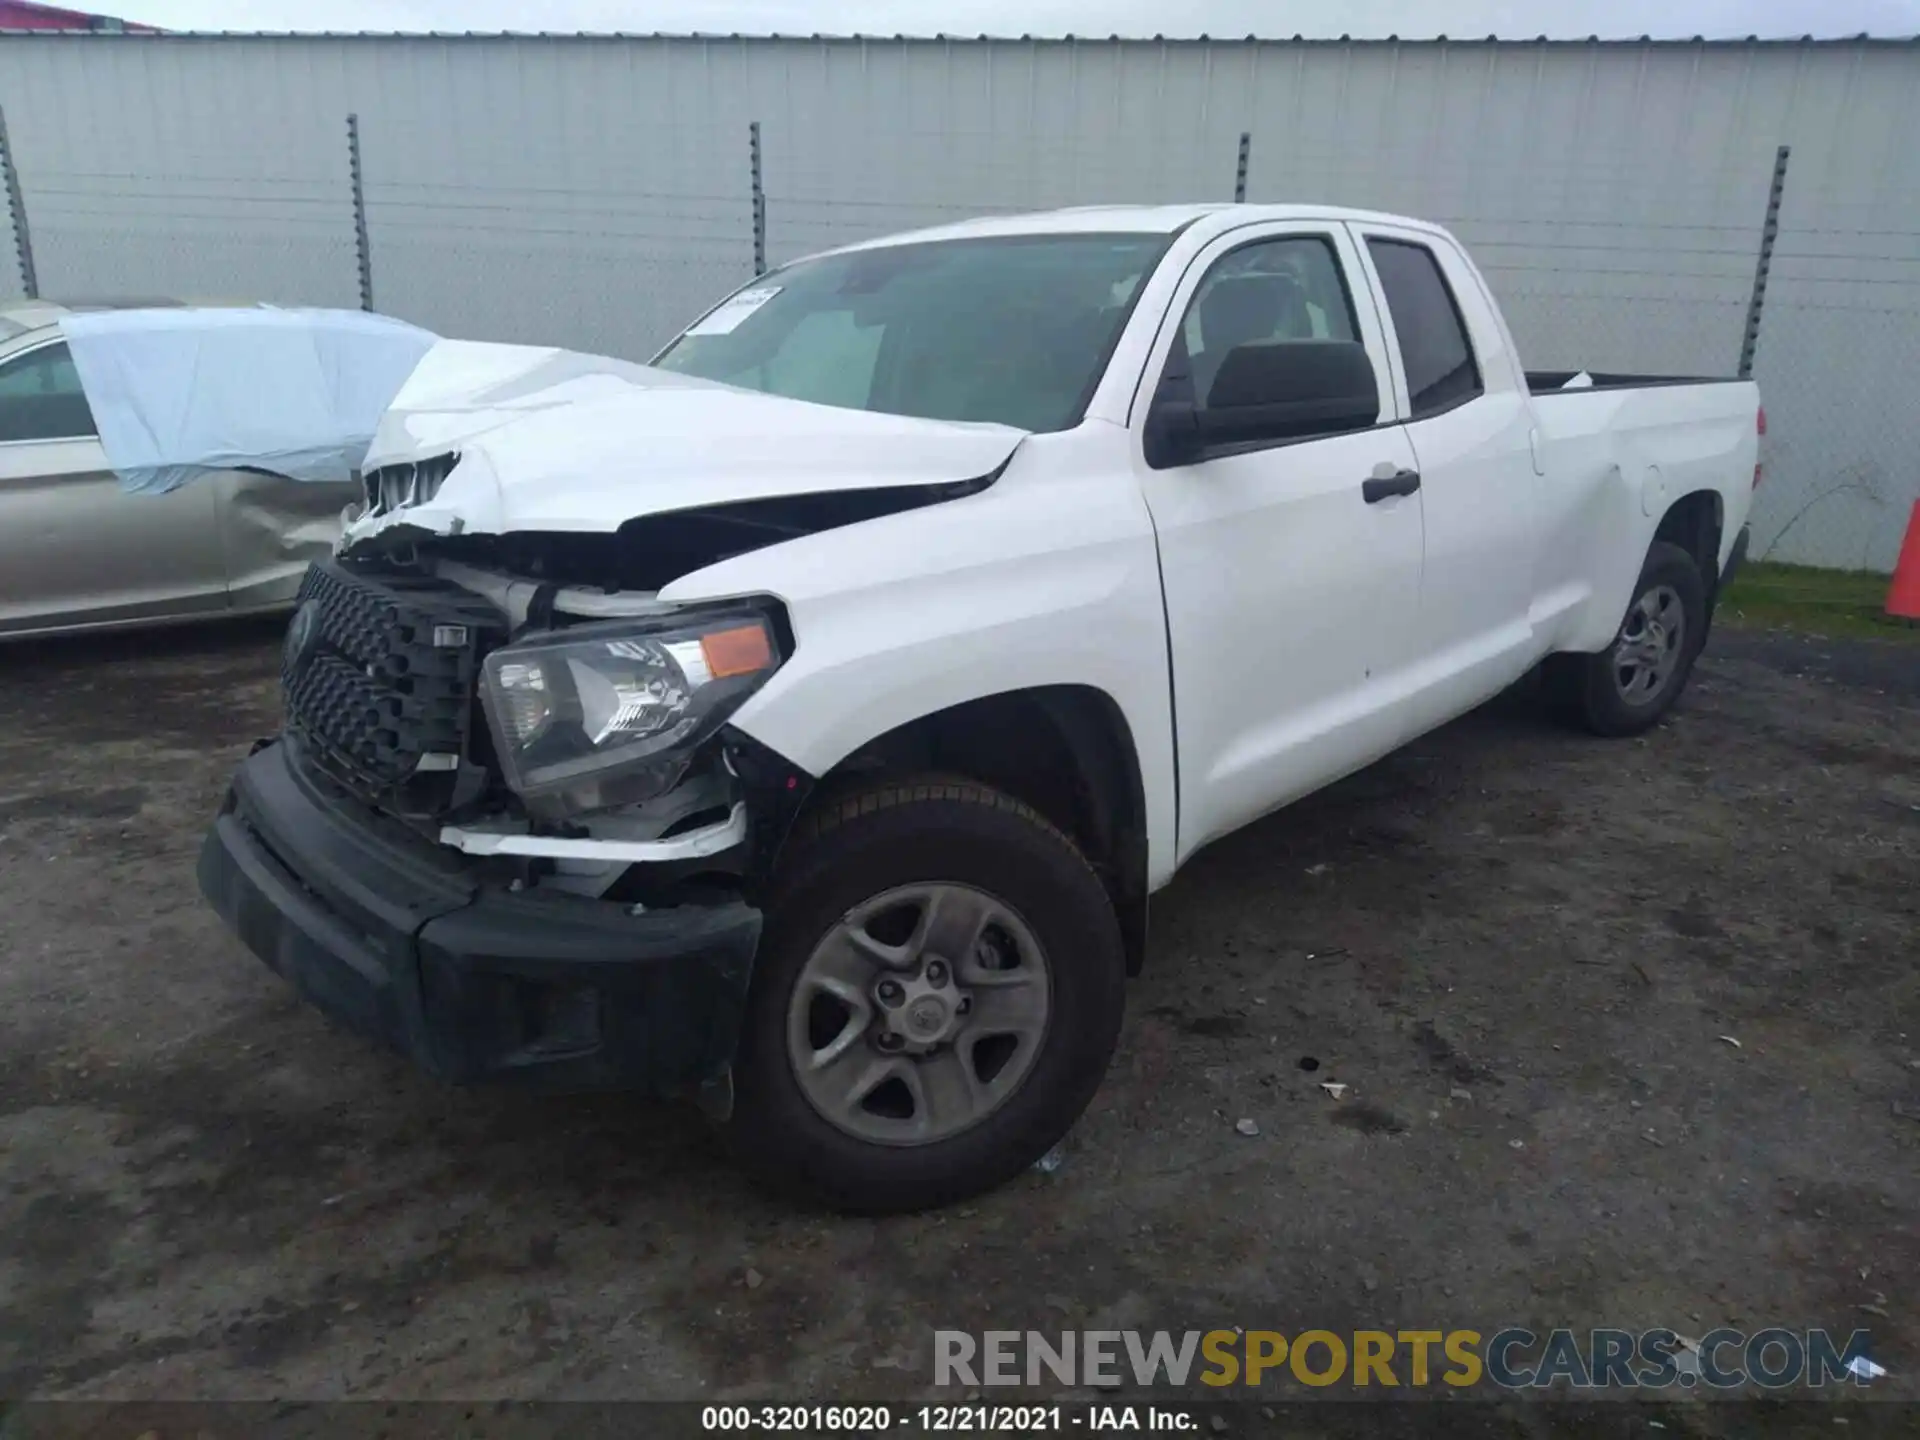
[363,451,459,520]
[282,559,506,809]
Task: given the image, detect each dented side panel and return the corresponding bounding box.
[215,470,356,611]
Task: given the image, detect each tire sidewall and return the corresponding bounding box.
[1585,541,1708,733]
[725,786,1126,1212]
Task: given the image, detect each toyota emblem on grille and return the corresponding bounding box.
[284,599,323,674]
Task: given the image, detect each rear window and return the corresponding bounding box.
[1366,238,1482,418]
[0,341,98,442]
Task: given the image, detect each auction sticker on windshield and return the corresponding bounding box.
[686,285,782,335]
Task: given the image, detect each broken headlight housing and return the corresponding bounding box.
[480,605,783,819]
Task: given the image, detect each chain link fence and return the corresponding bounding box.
[0,34,1915,572]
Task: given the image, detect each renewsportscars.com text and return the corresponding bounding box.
[934,1328,1880,1390]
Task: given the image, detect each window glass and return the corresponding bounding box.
[1176,236,1358,406]
[1366,239,1483,417]
[0,342,98,441]
[655,234,1170,433]
[748,309,885,412]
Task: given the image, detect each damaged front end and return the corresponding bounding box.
[185,332,1024,1094]
[197,531,814,1096]
[314,440,1001,911]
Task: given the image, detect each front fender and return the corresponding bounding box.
[660,451,1181,888]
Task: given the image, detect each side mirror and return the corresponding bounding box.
[1150,340,1380,467]
[1202,339,1381,448]
[1144,387,1202,469]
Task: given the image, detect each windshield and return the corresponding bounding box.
[652,233,1171,433]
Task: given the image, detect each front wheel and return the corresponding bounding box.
[722,778,1126,1213]
[1548,539,1708,737]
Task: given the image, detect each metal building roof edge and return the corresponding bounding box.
[1,27,1915,44]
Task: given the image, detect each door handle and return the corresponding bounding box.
[1363,468,1422,504]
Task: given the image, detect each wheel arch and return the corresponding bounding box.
[774,685,1152,975]
[1654,490,1726,602]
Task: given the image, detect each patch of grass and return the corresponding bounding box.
[1719,560,1919,643]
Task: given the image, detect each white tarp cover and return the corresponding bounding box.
[61,307,438,495]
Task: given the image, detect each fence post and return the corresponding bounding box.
[0,103,37,299]
[1738,144,1790,380]
[346,112,374,311]
[1234,131,1251,203]
[749,120,766,276]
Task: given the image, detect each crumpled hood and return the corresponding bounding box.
[345,340,1029,544]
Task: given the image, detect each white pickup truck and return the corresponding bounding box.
[192,204,1760,1212]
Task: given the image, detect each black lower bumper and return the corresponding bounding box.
[197,738,762,1093]
[1720,523,1751,590]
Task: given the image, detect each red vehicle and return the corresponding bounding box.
[0,1,157,31]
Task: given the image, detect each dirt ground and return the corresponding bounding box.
[1,616,1915,1420]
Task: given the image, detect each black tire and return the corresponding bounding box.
[1547,539,1708,737]
[722,777,1127,1214]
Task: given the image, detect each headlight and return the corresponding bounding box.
[480,606,782,819]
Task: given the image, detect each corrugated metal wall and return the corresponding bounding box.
[1,33,1916,570]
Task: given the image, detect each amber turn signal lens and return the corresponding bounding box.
[700,623,775,678]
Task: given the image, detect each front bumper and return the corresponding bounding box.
[197,737,762,1092]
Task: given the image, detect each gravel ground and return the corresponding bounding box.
[1,617,1915,1423]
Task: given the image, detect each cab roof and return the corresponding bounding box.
[811,202,1443,258]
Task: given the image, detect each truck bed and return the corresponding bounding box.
[1526,371,1747,394]
[1524,372,1760,656]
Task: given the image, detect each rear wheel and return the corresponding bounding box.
[1548,540,1707,736]
[723,777,1126,1213]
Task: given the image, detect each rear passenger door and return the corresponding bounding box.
[1352,226,1541,730]
[0,338,222,635]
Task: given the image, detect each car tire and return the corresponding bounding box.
[722,776,1127,1214]
[1548,540,1708,737]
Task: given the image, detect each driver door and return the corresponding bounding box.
[1129,226,1424,863]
